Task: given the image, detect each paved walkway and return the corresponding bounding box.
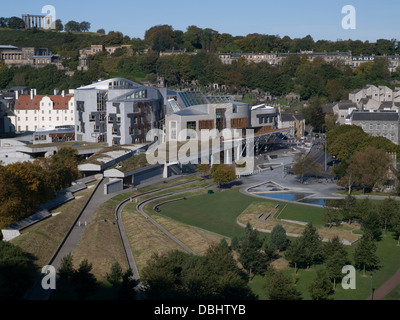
[366,268,400,300]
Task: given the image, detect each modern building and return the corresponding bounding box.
[74,78,166,146]
[14,90,75,133]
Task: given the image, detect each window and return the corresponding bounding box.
[186,121,196,131]
[369,124,373,130]
[376,124,380,130]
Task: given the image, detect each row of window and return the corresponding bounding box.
[362,123,396,131]
[18,117,73,122]
[16,109,74,114]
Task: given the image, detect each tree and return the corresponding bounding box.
[118,268,137,300]
[70,259,98,300]
[96,28,106,35]
[58,253,74,280]
[339,194,357,224]
[196,164,211,178]
[285,237,306,274]
[210,164,236,187]
[265,224,289,253]
[308,269,333,300]
[301,223,324,269]
[346,146,390,193]
[55,19,63,32]
[0,241,36,299]
[106,262,123,286]
[292,151,323,184]
[354,232,380,276]
[324,206,341,228]
[0,17,9,28]
[79,21,91,32]
[378,197,398,235]
[324,237,348,290]
[361,210,382,241]
[64,20,80,33]
[264,267,302,300]
[236,223,272,278]
[7,17,25,30]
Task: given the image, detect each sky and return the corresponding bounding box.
[2,0,400,42]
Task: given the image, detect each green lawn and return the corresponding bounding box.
[278,204,326,227]
[250,232,400,300]
[158,188,254,238]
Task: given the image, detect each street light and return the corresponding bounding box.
[370,273,373,300]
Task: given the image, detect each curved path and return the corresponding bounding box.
[25,176,199,300]
[114,181,204,283]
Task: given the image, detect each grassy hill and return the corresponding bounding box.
[0,28,103,52]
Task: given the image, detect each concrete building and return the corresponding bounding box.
[14,90,75,133]
[74,78,166,145]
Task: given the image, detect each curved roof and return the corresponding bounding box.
[77,78,142,90]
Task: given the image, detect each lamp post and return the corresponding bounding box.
[370,273,373,300]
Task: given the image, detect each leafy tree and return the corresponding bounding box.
[96,28,106,35]
[196,164,211,177]
[264,224,289,253]
[308,269,333,300]
[55,19,63,32]
[236,223,272,277]
[285,237,306,274]
[79,21,91,32]
[361,210,382,241]
[339,194,357,224]
[264,266,302,300]
[353,232,380,276]
[71,259,98,300]
[58,253,74,280]
[106,262,123,286]
[64,20,80,33]
[324,237,348,290]
[292,151,323,183]
[7,17,25,30]
[378,197,398,235]
[118,268,137,300]
[301,223,324,269]
[324,206,341,228]
[346,146,390,193]
[210,164,236,187]
[0,241,36,300]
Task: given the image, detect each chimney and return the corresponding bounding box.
[61,90,65,97]
[30,89,35,100]
[54,89,59,95]
[15,90,19,101]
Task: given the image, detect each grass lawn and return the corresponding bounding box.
[250,232,400,300]
[159,188,255,238]
[278,204,326,227]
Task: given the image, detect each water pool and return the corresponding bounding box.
[257,192,326,206]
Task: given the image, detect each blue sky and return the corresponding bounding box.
[3,0,400,42]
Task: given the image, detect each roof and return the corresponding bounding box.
[78,78,142,90]
[15,94,73,110]
[175,108,208,116]
[352,111,399,122]
[337,100,357,110]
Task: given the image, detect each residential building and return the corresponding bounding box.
[350,110,400,144]
[14,90,75,133]
[278,113,305,138]
[79,44,132,56]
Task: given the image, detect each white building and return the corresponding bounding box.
[14,89,75,132]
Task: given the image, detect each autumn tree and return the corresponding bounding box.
[210,164,236,187]
[346,146,390,193]
[292,151,323,184]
